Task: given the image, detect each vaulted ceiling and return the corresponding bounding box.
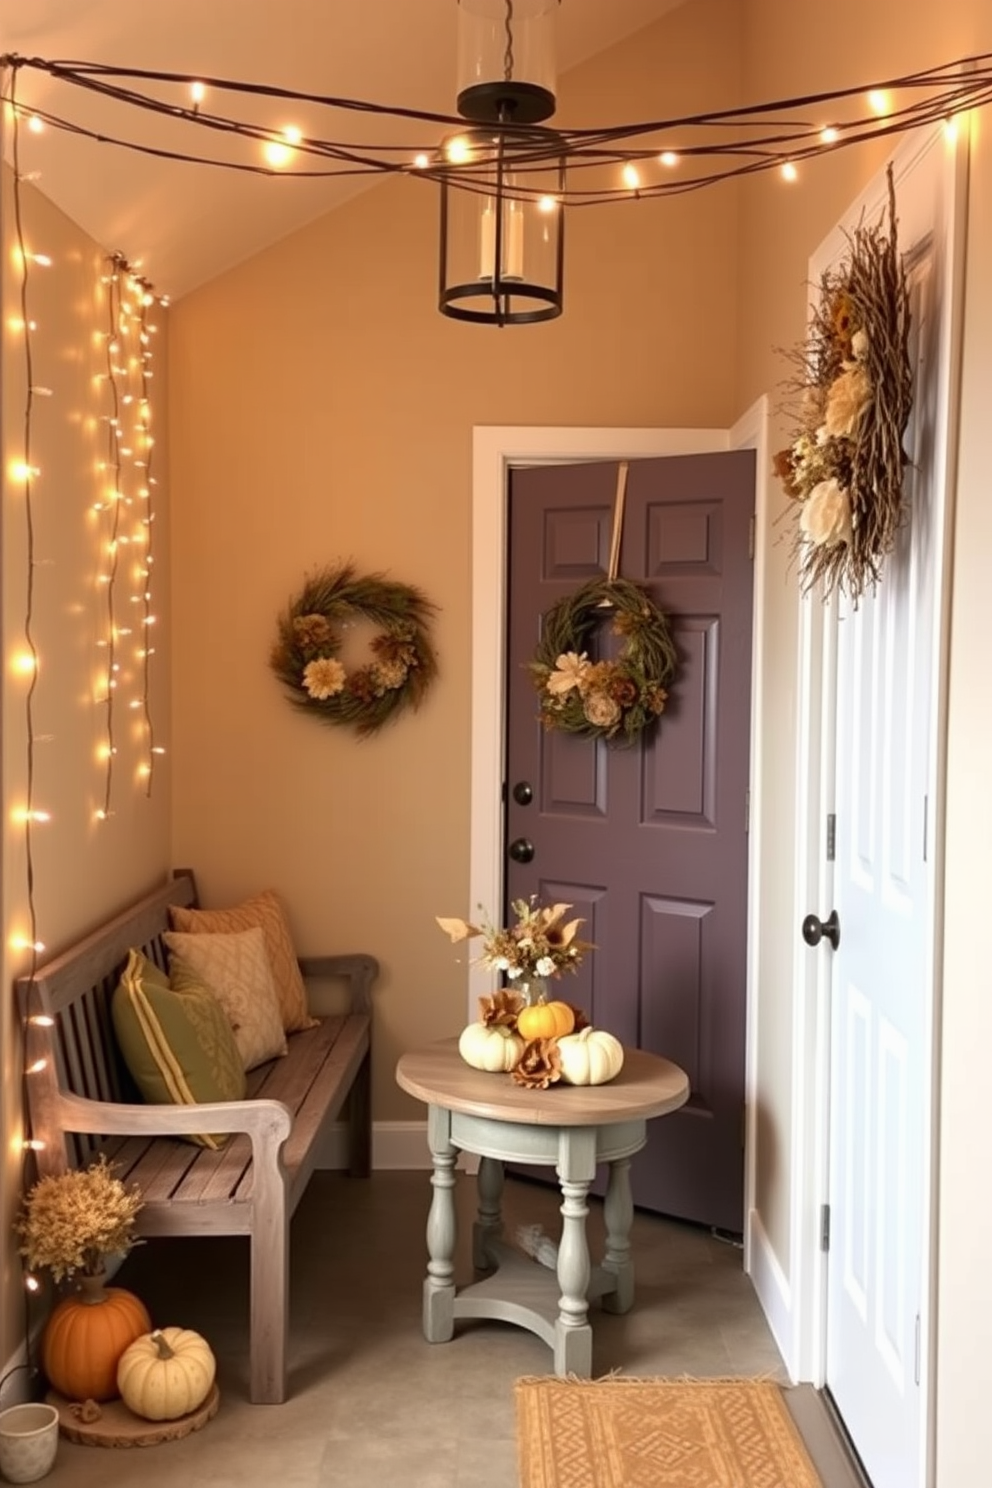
[3,0,688,298]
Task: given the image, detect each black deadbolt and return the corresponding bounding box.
[508,837,535,864]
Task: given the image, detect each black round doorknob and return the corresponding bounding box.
[512,780,534,806]
[508,837,535,864]
[802,910,840,950]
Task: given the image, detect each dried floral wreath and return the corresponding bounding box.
[773,166,913,603]
[270,564,438,738]
[528,576,678,745]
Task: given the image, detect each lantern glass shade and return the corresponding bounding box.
[456,0,559,124]
[438,127,564,324]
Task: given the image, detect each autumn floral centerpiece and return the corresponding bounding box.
[436,899,623,1089]
[773,166,912,603]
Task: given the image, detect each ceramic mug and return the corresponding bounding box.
[0,1403,59,1484]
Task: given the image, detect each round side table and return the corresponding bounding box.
[396,1038,689,1377]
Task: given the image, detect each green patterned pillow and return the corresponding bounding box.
[112,947,247,1149]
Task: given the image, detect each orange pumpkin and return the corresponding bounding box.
[42,1282,151,1401]
[516,1000,576,1042]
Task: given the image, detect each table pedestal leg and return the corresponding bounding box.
[601,1156,635,1314]
[424,1105,457,1342]
[554,1129,596,1377]
[473,1155,503,1271]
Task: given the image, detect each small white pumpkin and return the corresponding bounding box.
[458,1021,525,1072]
[557,1026,625,1086]
[117,1327,216,1421]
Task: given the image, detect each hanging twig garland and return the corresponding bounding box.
[270,564,438,738]
[774,164,913,602]
[528,577,678,745]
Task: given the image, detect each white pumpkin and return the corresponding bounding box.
[458,1021,525,1072]
[557,1026,624,1086]
[117,1327,216,1421]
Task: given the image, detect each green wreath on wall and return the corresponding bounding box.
[270,564,438,738]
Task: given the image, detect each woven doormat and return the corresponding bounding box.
[515,1376,823,1488]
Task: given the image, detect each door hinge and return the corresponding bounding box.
[820,1203,831,1252]
[826,813,836,862]
[748,513,756,560]
[914,1313,922,1386]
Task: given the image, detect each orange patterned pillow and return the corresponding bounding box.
[168,889,317,1034]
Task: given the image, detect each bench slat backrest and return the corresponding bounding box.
[18,872,199,1178]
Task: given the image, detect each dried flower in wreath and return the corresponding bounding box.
[511,1038,563,1090]
[270,563,439,738]
[528,577,678,745]
[774,165,913,603]
[15,1155,143,1284]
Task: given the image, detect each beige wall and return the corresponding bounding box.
[167,0,743,1126]
[1,175,172,1373]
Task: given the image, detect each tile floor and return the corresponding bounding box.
[33,1169,864,1486]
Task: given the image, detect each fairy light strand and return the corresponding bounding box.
[133,272,161,795]
[97,258,126,819]
[0,50,989,208]
[5,65,47,1392]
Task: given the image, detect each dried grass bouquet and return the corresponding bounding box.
[15,1155,143,1283]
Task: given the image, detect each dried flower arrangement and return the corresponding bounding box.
[436,898,592,983]
[774,166,913,603]
[14,1156,143,1283]
[270,563,438,738]
[527,577,677,745]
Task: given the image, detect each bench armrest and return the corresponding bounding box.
[53,1089,292,1163]
[298,953,378,1016]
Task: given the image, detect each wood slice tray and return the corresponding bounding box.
[48,1383,219,1447]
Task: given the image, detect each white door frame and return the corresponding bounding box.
[790,123,968,1483]
[469,415,769,1235]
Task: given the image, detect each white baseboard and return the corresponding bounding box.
[746,1206,795,1379]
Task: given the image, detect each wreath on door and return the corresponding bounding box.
[528,576,677,745]
[270,564,438,738]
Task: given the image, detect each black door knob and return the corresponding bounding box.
[508,837,535,864]
[512,781,534,806]
[802,910,841,950]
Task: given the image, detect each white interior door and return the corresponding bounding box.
[816,127,964,1488]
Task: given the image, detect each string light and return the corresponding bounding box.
[0,50,988,212]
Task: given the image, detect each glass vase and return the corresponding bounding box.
[517,975,549,1008]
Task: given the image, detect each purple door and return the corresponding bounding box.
[505,452,754,1232]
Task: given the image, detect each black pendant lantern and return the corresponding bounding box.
[439,0,564,326]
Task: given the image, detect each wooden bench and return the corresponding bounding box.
[17,870,377,1405]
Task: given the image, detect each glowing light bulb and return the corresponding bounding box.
[25,1275,41,1294]
[867,90,890,117]
[191,81,206,105]
[781,161,799,183]
[413,153,430,169]
[445,136,472,165]
[538,195,559,214]
[622,163,641,190]
[819,126,839,145]
[27,1061,49,1076]
[659,151,679,168]
[27,115,44,135]
[943,116,959,144]
[263,126,302,168]
[30,1015,55,1027]
[11,652,37,677]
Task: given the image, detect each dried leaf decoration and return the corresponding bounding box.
[479,989,525,1028]
[511,1038,563,1090]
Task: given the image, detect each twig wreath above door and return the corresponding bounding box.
[270,564,438,738]
[773,164,913,603]
[527,462,678,746]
